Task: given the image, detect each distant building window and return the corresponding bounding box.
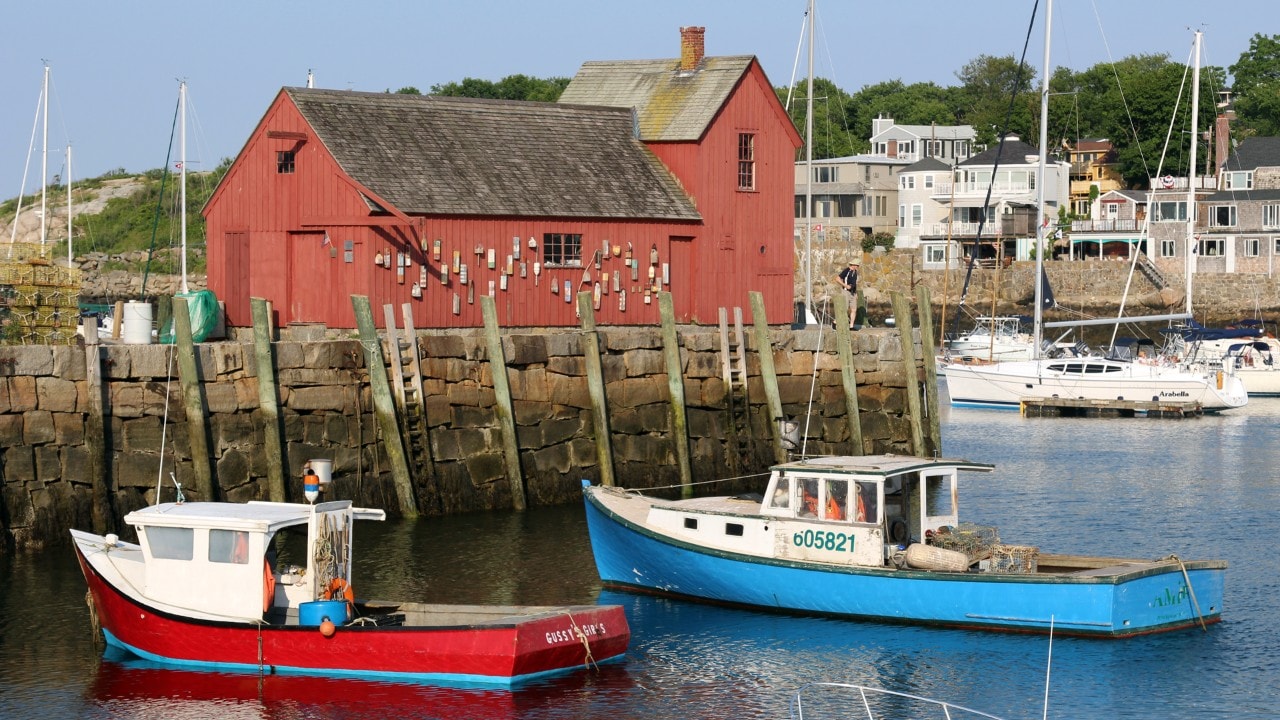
[543,233,582,266]
[925,140,943,158]
[1263,204,1280,229]
[900,176,915,190]
[1209,205,1237,228]
[737,133,756,190]
[1154,201,1187,222]
[276,150,296,174]
[924,175,934,189]
[875,196,887,217]
[1199,236,1225,256]
[912,204,923,227]
[1161,239,1176,257]
[1223,171,1253,190]
[813,166,837,183]
[925,245,946,264]
[1244,237,1261,257]
[898,204,906,228]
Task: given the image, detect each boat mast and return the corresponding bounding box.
[803,0,814,324]
[40,63,49,248]
[66,144,72,266]
[1186,31,1201,317]
[1032,0,1053,357]
[180,80,189,294]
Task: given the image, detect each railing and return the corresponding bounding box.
[1149,176,1218,190]
[1070,219,1140,232]
[931,181,1036,198]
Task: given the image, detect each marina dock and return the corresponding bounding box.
[1019,397,1203,418]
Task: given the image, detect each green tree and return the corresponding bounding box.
[955,55,1038,145]
[777,76,861,158]
[1230,33,1280,137]
[430,74,569,102]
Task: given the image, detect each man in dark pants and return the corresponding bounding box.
[836,259,859,329]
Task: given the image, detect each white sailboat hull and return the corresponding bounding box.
[943,358,1248,411]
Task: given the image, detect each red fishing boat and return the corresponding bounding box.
[72,499,628,686]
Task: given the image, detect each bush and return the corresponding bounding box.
[862,231,895,253]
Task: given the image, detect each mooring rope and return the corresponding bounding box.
[564,610,597,671]
[609,471,770,494]
[1163,553,1208,632]
[85,589,100,643]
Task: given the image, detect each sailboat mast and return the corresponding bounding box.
[803,0,814,322]
[180,81,189,294]
[1186,31,1201,317]
[40,64,49,248]
[66,144,72,267]
[1032,0,1053,357]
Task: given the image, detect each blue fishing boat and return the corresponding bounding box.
[581,455,1225,638]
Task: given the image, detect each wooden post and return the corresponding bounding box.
[481,296,527,511]
[111,300,123,340]
[748,291,787,464]
[890,292,925,456]
[251,297,288,503]
[576,291,616,487]
[172,296,214,500]
[351,295,418,517]
[832,293,864,455]
[83,321,113,534]
[915,285,942,456]
[658,292,693,498]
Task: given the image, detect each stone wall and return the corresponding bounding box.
[0,324,928,552]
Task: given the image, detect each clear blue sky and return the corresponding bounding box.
[0,0,1264,185]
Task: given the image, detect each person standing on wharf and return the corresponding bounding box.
[836,258,859,329]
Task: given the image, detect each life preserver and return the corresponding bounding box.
[263,561,276,614]
[324,577,355,605]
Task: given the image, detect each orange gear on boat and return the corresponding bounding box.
[324,577,355,605]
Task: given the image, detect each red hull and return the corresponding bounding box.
[76,545,628,685]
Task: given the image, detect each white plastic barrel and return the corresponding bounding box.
[309,458,333,486]
[121,301,153,344]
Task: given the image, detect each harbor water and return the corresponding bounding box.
[4,391,1280,718]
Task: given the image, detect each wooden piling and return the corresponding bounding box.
[890,292,925,456]
[914,285,942,455]
[172,296,214,500]
[833,293,864,455]
[749,291,787,464]
[481,296,527,511]
[251,297,288,503]
[351,295,417,517]
[658,292,693,498]
[576,292,616,487]
[83,321,113,534]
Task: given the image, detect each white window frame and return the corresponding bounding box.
[1223,170,1254,190]
[1244,237,1261,257]
[924,174,934,189]
[1155,201,1187,222]
[1263,204,1280,229]
[898,204,906,228]
[1209,205,1237,228]
[1161,239,1177,257]
[1198,236,1225,256]
[911,204,923,227]
[925,245,947,264]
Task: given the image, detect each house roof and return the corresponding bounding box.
[960,139,1041,167]
[870,124,975,142]
[558,56,755,142]
[1203,188,1280,202]
[1222,137,1280,171]
[902,157,952,173]
[1099,188,1147,203]
[284,88,700,221]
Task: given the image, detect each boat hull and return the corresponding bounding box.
[943,359,1247,411]
[583,489,1224,638]
[75,540,628,686]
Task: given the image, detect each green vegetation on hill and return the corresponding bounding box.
[0,158,230,275]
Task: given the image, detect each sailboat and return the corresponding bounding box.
[943,24,1247,412]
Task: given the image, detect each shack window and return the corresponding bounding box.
[823,479,848,521]
[144,526,194,561]
[856,481,878,523]
[209,529,251,565]
[768,477,791,510]
[543,233,582,266]
[276,150,296,174]
[738,133,756,190]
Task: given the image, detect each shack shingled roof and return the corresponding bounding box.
[285,88,700,221]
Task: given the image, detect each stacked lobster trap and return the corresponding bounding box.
[0,243,81,345]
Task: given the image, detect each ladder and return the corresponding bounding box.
[383,303,435,488]
[1135,252,1169,291]
[719,306,752,474]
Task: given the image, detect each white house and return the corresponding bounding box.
[869,116,976,164]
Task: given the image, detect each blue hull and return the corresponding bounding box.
[583,491,1224,637]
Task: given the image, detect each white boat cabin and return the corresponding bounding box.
[123,500,385,621]
[758,456,992,565]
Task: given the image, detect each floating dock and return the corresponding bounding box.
[1020,397,1203,418]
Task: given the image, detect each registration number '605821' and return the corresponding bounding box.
[792,529,855,552]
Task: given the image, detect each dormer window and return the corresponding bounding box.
[1223,171,1253,190]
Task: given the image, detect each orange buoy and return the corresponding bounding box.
[319,619,336,637]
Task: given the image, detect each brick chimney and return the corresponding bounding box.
[679,26,705,72]
[1215,90,1235,173]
